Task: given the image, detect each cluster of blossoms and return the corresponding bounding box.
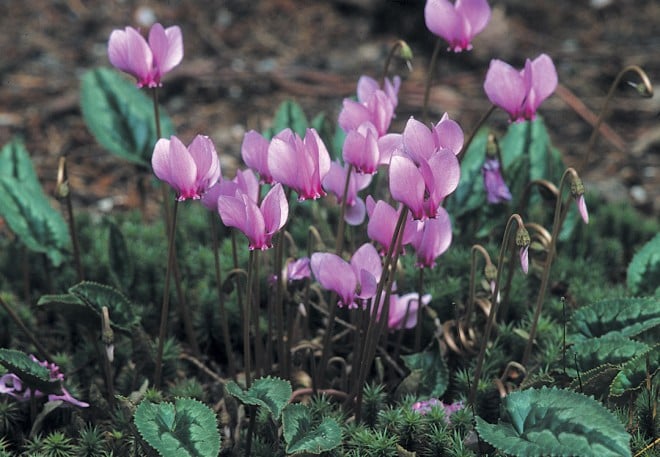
[0,356,89,408]
[106,2,585,332]
[411,398,464,423]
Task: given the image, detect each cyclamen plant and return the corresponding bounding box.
[4,1,658,456]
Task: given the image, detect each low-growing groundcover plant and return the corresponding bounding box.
[0,2,658,456]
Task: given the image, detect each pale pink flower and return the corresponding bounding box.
[484,54,558,122]
[152,135,220,201]
[424,0,491,52]
[108,23,183,88]
[201,168,259,212]
[386,292,432,330]
[482,158,512,204]
[241,130,273,184]
[323,161,372,225]
[338,76,400,137]
[217,183,288,250]
[411,209,453,268]
[310,243,382,309]
[366,196,418,253]
[267,128,331,201]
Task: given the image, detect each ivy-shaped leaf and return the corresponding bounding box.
[627,233,660,296]
[224,376,292,420]
[0,140,69,266]
[282,403,341,455]
[80,67,174,166]
[568,365,620,399]
[570,297,660,341]
[37,281,140,333]
[399,349,449,398]
[0,348,60,395]
[567,334,650,377]
[134,397,220,457]
[609,344,660,397]
[476,387,631,457]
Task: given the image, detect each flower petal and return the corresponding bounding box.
[484,59,526,120]
[389,155,426,219]
[149,23,183,75]
[311,253,357,307]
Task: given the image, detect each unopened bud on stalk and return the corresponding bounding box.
[516,226,531,274]
[570,175,589,224]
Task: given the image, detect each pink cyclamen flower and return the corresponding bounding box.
[519,245,529,274]
[412,398,464,423]
[323,161,372,226]
[201,168,259,212]
[286,257,311,282]
[108,23,183,88]
[342,122,381,174]
[338,76,400,137]
[152,135,221,201]
[424,0,491,52]
[411,208,453,268]
[310,243,382,309]
[0,356,88,408]
[241,130,274,184]
[267,128,331,201]
[484,54,558,122]
[385,292,432,330]
[482,158,512,204]
[366,196,418,254]
[217,183,288,250]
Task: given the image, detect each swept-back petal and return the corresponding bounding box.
[389,155,426,219]
[357,75,379,103]
[338,99,372,133]
[433,113,464,155]
[241,130,272,183]
[412,209,453,267]
[149,24,183,74]
[344,197,366,226]
[152,136,198,200]
[526,53,558,113]
[402,117,435,164]
[484,59,526,120]
[456,0,491,37]
[311,253,357,307]
[109,27,153,85]
[261,183,289,235]
[350,243,382,284]
[425,0,461,45]
[188,135,220,192]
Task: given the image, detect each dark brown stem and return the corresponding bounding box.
[210,214,236,380]
[154,199,178,389]
[465,244,494,326]
[0,295,52,360]
[422,38,442,124]
[57,156,83,282]
[457,105,496,162]
[522,168,581,366]
[413,267,425,352]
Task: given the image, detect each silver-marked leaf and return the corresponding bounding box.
[282,403,341,455]
[224,376,291,420]
[610,344,660,397]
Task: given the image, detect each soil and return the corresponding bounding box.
[0,0,658,217]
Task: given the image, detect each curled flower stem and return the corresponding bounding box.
[469,214,525,408]
[154,199,179,388]
[422,38,443,124]
[465,244,495,327]
[381,40,410,82]
[582,65,653,171]
[522,168,581,366]
[210,214,236,380]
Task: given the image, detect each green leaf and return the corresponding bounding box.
[0,140,69,266]
[80,67,174,166]
[567,334,650,377]
[134,397,220,457]
[269,100,309,138]
[609,344,660,397]
[570,297,660,341]
[0,348,61,395]
[108,221,134,291]
[444,128,488,217]
[37,282,140,333]
[282,404,341,455]
[399,350,449,398]
[224,376,291,420]
[627,233,660,296]
[476,387,631,457]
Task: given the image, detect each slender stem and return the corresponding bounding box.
[154,199,179,388]
[273,231,287,379]
[465,244,494,326]
[151,87,162,139]
[334,164,354,255]
[57,156,83,281]
[381,40,409,82]
[354,207,408,419]
[0,295,52,360]
[468,214,525,407]
[413,267,425,352]
[422,38,442,124]
[210,215,236,380]
[244,250,258,388]
[522,168,580,365]
[457,105,496,162]
[252,250,264,378]
[582,65,653,172]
